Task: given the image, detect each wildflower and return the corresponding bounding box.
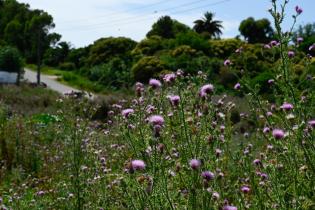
[153,124,162,137]
[149,115,164,126]
[272,129,285,139]
[223,205,237,210]
[288,51,295,58]
[297,37,303,44]
[212,192,220,200]
[131,160,146,171]
[135,82,144,96]
[201,171,215,181]
[241,186,250,194]
[36,191,45,196]
[199,84,214,98]
[234,83,241,90]
[253,159,262,166]
[189,159,201,170]
[268,79,274,84]
[176,69,184,76]
[280,102,293,111]
[235,47,243,54]
[167,95,180,107]
[224,59,231,66]
[295,6,303,14]
[309,44,315,51]
[149,79,162,89]
[270,40,278,46]
[308,120,315,128]
[264,44,271,49]
[263,127,270,133]
[122,109,134,118]
[163,73,176,83]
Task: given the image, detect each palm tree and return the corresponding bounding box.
[193,12,223,39]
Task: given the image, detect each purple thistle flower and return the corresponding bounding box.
[167,95,180,107]
[272,129,285,139]
[149,79,162,89]
[122,109,134,118]
[201,171,215,181]
[309,44,315,51]
[189,159,201,170]
[297,37,304,44]
[163,73,176,83]
[264,44,271,49]
[270,40,278,46]
[149,115,164,126]
[288,51,295,58]
[268,79,274,84]
[131,160,146,170]
[308,120,315,128]
[295,6,303,14]
[280,102,294,111]
[263,127,270,133]
[223,205,238,210]
[241,186,250,194]
[234,83,241,90]
[224,59,232,66]
[253,159,262,166]
[199,84,214,98]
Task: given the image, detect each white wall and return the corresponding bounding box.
[0,71,18,84]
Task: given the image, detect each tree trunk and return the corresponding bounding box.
[36,31,41,85]
[16,68,21,86]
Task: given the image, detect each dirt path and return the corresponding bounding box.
[23,68,95,99]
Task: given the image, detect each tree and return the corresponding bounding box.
[26,10,58,84]
[239,17,274,43]
[86,37,137,66]
[0,46,23,85]
[147,16,190,39]
[193,12,223,39]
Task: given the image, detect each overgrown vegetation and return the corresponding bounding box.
[0,1,315,209]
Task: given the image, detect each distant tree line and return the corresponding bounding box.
[0,0,314,90]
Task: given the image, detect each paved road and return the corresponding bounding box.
[23,68,95,99]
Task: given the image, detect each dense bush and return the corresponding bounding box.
[209,38,243,58]
[131,35,165,57]
[88,57,131,89]
[0,46,23,72]
[86,37,137,66]
[131,56,166,82]
[58,62,76,71]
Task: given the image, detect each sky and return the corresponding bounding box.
[17,0,315,48]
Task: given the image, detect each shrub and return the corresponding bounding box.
[209,38,243,58]
[131,35,165,56]
[58,62,76,71]
[131,56,166,82]
[88,57,131,89]
[86,37,137,66]
[0,46,23,73]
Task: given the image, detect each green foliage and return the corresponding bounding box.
[66,47,89,69]
[239,17,274,43]
[43,41,71,66]
[168,31,211,54]
[132,56,166,82]
[0,46,23,72]
[209,38,243,58]
[88,57,131,89]
[132,35,165,56]
[58,62,76,71]
[147,16,191,39]
[86,37,137,66]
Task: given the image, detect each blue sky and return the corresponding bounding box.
[18,0,315,48]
